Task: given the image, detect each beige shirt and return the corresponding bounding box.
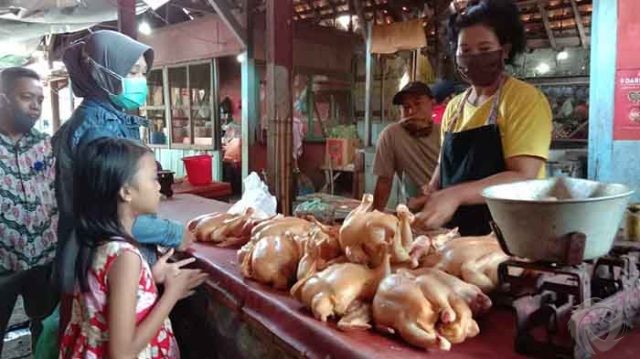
[372,122,441,189]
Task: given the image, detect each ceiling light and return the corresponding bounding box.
[182,8,194,20]
[138,21,152,35]
[556,50,569,61]
[336,15,351,29]
[402,6,409,11]
[536,62,551,74]
[236,53,246,63]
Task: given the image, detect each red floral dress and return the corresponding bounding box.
[60,241,179,358]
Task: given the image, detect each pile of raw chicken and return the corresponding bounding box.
[187,194,510,351]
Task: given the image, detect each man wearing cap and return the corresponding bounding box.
[372,81,441,211]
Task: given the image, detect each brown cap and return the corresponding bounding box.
[392,81,434,105]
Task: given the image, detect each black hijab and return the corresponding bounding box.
[63,30,154,98]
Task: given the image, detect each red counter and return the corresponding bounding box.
[160,195,639,358]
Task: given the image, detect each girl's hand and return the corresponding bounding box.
[164,268,208,300]
[414,189,461,230]
[152,249,196,284]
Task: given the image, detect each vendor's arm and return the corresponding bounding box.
[417,85,552,229]
[372,127,397,211]
[431,155,543,203]
[133,215,191,249]
[373,176,393,211]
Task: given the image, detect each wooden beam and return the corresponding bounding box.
[266,0,294,214]
[117,0,137,38]
[353,0,368,42]
[205,0,247,48]
[307,0,320,24]
[569,0,589,48]
[537,0,557,50]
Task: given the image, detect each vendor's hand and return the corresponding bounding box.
[414,189,461,231]
[152,249,196,284]
[178,229,195,251]
[421,182,438,196]
[407,195,429,212]
[165,268,208,300]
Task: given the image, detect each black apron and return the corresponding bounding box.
[440,82,506,236]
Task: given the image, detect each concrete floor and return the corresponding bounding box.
[1,297,32,359]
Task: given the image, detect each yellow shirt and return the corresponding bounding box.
[441,76,552,178]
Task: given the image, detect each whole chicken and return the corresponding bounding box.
[297,226,344,281]
[411,269,484,344]
[410,230,508,293]
[240,233,303,289]
[409,268,492,317]
[339,194,414,266]
[290,253,390,330]
[237,216,313,265]
[373,273,451,351]
[188,208,255,247]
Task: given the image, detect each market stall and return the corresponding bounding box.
[160,194,640,359]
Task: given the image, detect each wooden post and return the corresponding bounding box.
[266,0,294,215]
[364,21,373,147]
[117,0,137,39]
[241,0,258,184]
[50,81,61,131]
[212,58,223,181]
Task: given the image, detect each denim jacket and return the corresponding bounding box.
[52,98,183,292]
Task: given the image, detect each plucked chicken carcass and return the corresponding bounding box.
[373,273,451,351]
[297,226,344,281]
[237,216,313,266]
[290,253,390,331]
[410,229,509,293]
[373,269,489,350]
[238,216,341,289]
[339,194,415,266]
[411,269,486,344]
[187,208,256,247]
[240,233,303,289]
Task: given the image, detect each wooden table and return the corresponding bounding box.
[159,195,640,359]
[172,180,232,201]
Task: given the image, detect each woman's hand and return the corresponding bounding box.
[414,188,461,230]
[152,249,196,284]
[178,229,195,251]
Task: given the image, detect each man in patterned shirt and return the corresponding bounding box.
[0,67,58,353]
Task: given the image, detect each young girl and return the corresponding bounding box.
[59,138,206,358]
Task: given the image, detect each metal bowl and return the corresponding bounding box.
[482,177,634,262]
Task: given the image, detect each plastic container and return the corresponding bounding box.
[182,155,212,186]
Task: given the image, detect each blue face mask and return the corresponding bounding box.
[109,77,148,110]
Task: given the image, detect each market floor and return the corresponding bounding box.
[1,297,32,359]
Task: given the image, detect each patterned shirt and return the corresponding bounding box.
[60,241,179,358]
[0,128,58,273]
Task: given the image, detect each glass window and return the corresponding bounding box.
[147,69,164,106]
[169,67,189,144]
[141,69,167,145]
[189,63,213,146]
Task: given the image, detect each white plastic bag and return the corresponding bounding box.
[228,172,277,219]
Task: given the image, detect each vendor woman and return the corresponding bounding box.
[415,0,552,236]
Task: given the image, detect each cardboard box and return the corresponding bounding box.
[325,138,361,168]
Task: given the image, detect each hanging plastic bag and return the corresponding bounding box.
[228,172,277,219]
